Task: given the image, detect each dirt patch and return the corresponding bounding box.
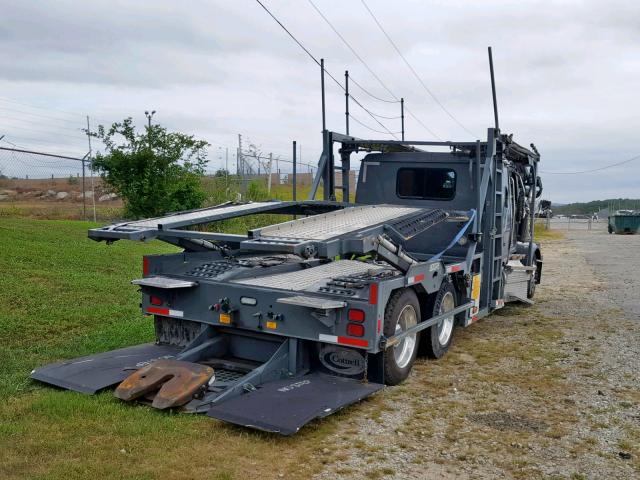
[313,223,640,480]
[468,412,548,433]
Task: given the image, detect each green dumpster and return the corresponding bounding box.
[608,210,640,234]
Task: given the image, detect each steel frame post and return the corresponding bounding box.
[82,159,86,220]
[527,161,537,266]
[292,140,297,201]
[345,70,349,135]
[400,98,405,141]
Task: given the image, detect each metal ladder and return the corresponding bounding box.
[490,156,505,308]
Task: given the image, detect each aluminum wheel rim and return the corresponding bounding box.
[394,304,418,369]
[437,292,455,345]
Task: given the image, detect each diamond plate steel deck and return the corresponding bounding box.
[233,260,386,291]
[126,202,278,229]
[256,205,422,241]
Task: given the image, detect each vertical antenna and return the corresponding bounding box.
[344,70,350,135]
[400,98,405,141]
[488,46,499,131]
[321,58,326,132]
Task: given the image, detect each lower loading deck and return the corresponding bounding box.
[31,332,384,435]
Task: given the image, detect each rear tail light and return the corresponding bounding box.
[150,296,163,306]
[143,256,149,276]
[347,323,365,337]
[348,309,365,322]
[368,283,378,305]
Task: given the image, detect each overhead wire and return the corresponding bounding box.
[0,97,116,127]
[348,114,402,135]
[306,0,441,139]
[307,0,398,105]
[0,105,88,125]
[540,154,640,175]
[365,111,401,120]
[1,121,87,140]
[255,0,399,139]
[359,0,477,138]
[349,77,398,104]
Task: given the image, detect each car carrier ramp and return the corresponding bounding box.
[241,205,451,257]
[88,200,347,242]
[256,205,422,241]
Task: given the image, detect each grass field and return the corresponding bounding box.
[534,220,565,242]
[0,180,328,222]
[0,211,559,479]
[0,218,341,480]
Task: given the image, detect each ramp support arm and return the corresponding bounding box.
[381,302,474,349]
[374,234,418,272]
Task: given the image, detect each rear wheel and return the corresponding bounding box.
[420,282,457,359]
[527,255,541,299]
[382,289,420,386]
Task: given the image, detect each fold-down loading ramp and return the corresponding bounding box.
[207,372,383,435]
[31,334,384,435]
[30,343,182,394]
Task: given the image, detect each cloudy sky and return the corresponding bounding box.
[1,0,638,202]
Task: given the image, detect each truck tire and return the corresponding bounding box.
[527,276,536,299]
[382,288,420,386]
[420,282,456,359]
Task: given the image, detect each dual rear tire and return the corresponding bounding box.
[381,282,457,385]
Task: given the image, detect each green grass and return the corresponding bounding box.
[0,218,178,399]
[0,218,337,480]
[534,221,564,242]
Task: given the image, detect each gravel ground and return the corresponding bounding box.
[311,224,639,480]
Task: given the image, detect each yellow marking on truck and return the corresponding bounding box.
[471,274,481,315]
[219,313,232,324]
[266,321,277,329]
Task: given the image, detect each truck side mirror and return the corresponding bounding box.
[535,176,543,198]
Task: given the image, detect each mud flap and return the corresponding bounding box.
[30,343,182,394]
[206,372,384,435]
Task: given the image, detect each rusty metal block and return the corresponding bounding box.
[114,359,214,409]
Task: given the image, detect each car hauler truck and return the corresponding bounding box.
[31,127,543,435]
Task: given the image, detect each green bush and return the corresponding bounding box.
[91,118,209,218]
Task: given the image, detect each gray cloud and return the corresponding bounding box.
[0,0,638,202]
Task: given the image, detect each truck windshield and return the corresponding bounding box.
[396,167,456,200]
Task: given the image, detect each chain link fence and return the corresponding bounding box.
[0,145,359,220]
[0,146,107,220]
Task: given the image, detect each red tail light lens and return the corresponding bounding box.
[150,296,163,306]
[348,309,365,323]
[143,256,149,276]
[368,283,378,304]
[347,323,365,337]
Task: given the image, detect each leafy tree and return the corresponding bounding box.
[553,198,640,215]
[91,118,209,218]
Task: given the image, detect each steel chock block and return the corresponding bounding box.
[114,359,214,409]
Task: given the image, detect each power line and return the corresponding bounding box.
[254,0,398,139]
[0,135,86,155]
[1,121,87,140]
[0,97,114,126]
[349,113,402,135]
[366,110,401,120]
[349,77,398,104]
[540,154,640,175]
[0,96,95,121]
[360,0,477,138]
[307,0,440,139]
[307,0,398,105]
[0,105,87,125]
